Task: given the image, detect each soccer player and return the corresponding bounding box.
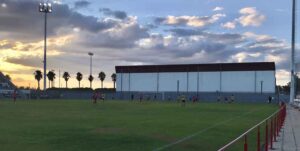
[92,92,98,104]
[230,94,235,103]
[181,95,186,107]
[217,95,221,102]
[192,96,197,103]
[139,93,143,103]
[12,89,17,104]
[268,96,272,104]
[131,94,134,101]
[101,93,105,101]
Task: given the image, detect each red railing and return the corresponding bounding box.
[218,104,286,151]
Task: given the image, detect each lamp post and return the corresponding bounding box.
[88,52,94,76]
[88,52,94,88]
[290,0,296,103]
[39,2,52,90]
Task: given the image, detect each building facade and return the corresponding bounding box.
[115,62,276,93]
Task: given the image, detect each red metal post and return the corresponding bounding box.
[244,135,248,151]
[277,113,280,136]
[274,114,278,141]
[273,117,276,142]
[265,121,269,151]
[270,119,273,149]
[257,126,261,151]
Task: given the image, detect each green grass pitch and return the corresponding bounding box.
[0,99,278,151]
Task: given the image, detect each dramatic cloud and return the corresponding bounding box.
[75,17,149,48]
[0,0,117,41]
[221,21,236,29]
[221,7,266,29]
[74,0,90,9]
[99,8,128,20]
[238,7,266,27]
[136,30,289,73]
[213,7,224,11]
[5,56,43,68]
[155,14,226,28]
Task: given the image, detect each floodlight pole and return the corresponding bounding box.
[39,2,52,91]
[43,12,47,91]
[290,0,296,103]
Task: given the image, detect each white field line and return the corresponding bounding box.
[152,108,260,151]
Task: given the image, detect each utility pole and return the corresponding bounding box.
[290,0,296,103]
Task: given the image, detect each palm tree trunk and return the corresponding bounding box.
[66,81,68,88]
[79,81,80,88]
[101,81,103,88]
[90,81,92,88]
[113,81,115,89]
[38,81,40,90]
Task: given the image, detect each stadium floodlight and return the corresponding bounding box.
[39,2,52,91]
[88,52,94,79]
[290,0,296,103]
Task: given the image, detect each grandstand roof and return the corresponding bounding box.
[116,62,275,73]
[0,72,16,89]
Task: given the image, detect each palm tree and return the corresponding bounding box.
[76,72,83,88]
[63,72,70,88]
[47,70,56,88]
[98,71,106,88]
[111,73,116,89]
[34,70,43,90]
[88,75,94,88]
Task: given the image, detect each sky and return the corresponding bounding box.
[0,0,299,89]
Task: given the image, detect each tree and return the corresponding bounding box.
[111,73,116,89]
[5,74,11,81]
[88,75,94,88]
[63,72,70,88]
[34,70,43,90]
[98,71,106,88]
[76,72,83,88]
[46,70,56,88]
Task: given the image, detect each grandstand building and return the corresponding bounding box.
[115,62,275,93]
[0,72,17,97]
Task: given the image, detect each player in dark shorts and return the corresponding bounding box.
[139,94,143,103]
[181,95,186,107]
[192,96,197,103]
[268,96,272,103]
[92,92,98,104]
[12,89,17,104]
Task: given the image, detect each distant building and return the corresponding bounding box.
[115,62,275,93]
[0,72,17,97]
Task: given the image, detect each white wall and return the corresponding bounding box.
[256,71,275,93]
[159,72,187,92]
[130,73,157,91]
[221,71,255,92]
[116,73,122,91]
[188,72,198,92]
[118,73,130,91]
[199,72,221,92]
[116,71,275,93]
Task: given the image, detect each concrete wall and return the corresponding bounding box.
[117,71,275,93]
